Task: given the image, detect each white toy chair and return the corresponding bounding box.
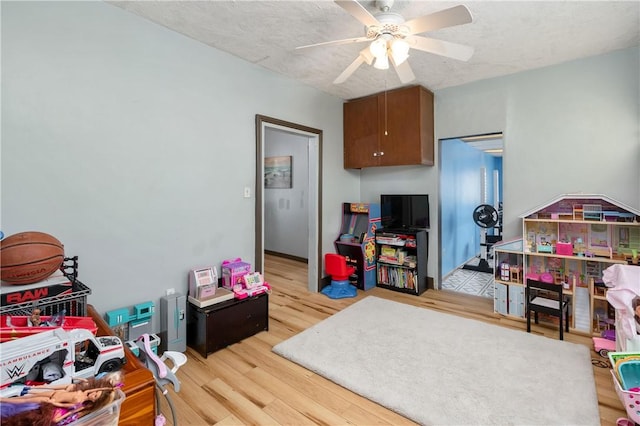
[135,334,187,425]
[161,351,187,377]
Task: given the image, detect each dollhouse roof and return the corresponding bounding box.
[519,193,640,220]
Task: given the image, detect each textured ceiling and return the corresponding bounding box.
[109,1,640,100]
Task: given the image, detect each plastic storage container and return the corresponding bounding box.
[611,370,640,424]
[71,388,125,426]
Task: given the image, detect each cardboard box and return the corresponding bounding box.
[0,270,72,306]
[221,258,251,289]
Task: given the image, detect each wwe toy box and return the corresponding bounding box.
[221,258,251,290]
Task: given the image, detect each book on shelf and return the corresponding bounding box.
[188,288,234,308]
[380,246,397,257]
[376,236,405,246]
[379,246,407,265]
[377,265,416,290]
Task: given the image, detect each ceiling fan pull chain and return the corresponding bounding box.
[384,76,388,136]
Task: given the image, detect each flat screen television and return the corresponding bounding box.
[380,194,430,230]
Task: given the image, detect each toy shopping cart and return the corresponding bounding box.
[609,351,640,425]
[611,369,640,425]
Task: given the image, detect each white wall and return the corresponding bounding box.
[3,2,637,320]
[264,128,309,258]
[361,47,640,285]
[1,1,360,330]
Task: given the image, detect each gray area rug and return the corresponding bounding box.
[273,296,600,425]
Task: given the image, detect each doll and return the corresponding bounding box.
[0,375,121,426]
[29,308,42,327]
[2,384,114,408]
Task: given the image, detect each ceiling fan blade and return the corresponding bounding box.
[407,35,474,61]
[391,58,416,84]
[335,0,379,28]
[404,5,473,35]
[358,46,375,66]
[333,47,373,84]
[334,57,365,84]
[296,36,369,50]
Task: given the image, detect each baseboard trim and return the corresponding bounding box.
[265,250,308,264]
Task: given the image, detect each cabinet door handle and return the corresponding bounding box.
[379,151,384,156]
[373,152,378,157]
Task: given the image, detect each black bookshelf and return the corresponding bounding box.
[375,228,428,295]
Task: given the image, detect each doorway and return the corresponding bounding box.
[255,115,322,293]
[438,133,503,297]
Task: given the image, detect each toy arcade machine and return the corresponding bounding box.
[334,203,380,290]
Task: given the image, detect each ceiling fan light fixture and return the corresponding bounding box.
[373,54,389,70]
[316,1,474,85]
[369,38,387,59]
[390,38,410,65]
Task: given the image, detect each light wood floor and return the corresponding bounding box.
[159,254,627,425]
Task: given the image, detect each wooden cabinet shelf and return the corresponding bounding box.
[522,251,628,264]
[343,85,434,169]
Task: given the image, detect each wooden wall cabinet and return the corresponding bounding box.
[343,85,434,169]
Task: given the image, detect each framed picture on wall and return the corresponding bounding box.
[265,156,292,189]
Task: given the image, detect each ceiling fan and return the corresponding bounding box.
[297,0,474,85]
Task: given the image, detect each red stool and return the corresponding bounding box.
[322,254,357,299]
[325,253,356,281]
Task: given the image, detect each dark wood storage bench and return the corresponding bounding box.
[186,292,268,358]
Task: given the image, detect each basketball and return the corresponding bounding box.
[0,231,65,284]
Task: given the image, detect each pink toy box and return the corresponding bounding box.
[556,241,573,256]
[221,258,251,290]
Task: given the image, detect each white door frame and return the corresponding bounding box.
[255,115,322,292]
